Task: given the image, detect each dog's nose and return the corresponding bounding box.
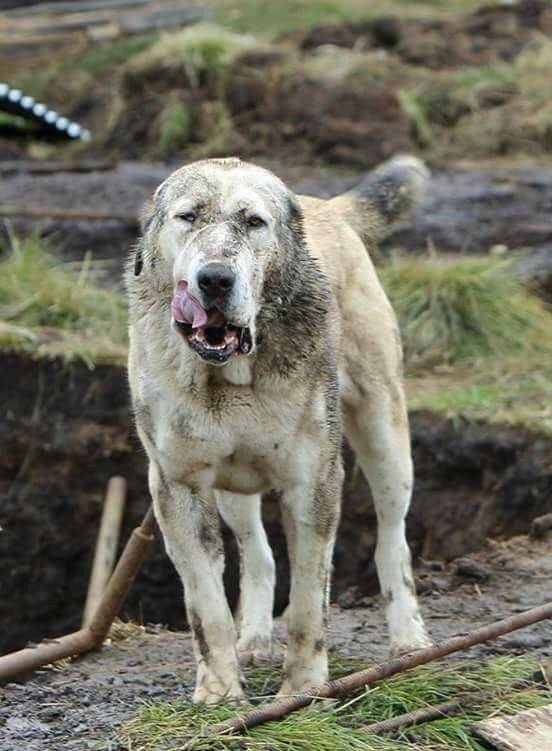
[197,263,235,302]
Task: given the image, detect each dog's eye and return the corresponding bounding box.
[247,215,265,228]
[176,212,197,223]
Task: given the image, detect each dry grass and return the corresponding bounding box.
[0,232,127,366]
[400,38,552,159]
[380,255,552,366]
[128,24,258,86]
[381,254,552,433]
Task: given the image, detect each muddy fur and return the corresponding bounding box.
[125,155,431,704]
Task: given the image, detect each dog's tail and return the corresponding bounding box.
[328,154,429,245]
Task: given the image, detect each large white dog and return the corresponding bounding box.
[126,155,431,704]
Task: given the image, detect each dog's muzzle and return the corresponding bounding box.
[171,279,252,364]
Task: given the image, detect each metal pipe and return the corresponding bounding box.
[0,506,156,682]
[209,600,552,736]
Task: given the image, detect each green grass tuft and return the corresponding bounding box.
[0,233,127,365]
[117,656,550,751]
[130,24,258,86]
[380,255,552,366]
[157,96,193,157]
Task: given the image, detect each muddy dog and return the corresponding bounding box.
[126,155,431,704]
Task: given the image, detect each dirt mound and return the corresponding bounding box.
[295,1,552,69]
[1,353,550,654]
[107,49,411,168]
[224,64,411,167]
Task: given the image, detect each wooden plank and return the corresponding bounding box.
[0,1,210,38]
[472,704,552,751]
[5,0,153,16]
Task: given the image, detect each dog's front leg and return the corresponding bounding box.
[278,457,343,696]
[149,463,244,705]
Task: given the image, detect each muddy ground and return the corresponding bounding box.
[1,533,551,751]
[2,351,551,656]
[1,3,552,747]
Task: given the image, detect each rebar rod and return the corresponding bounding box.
[0,506,155,682]
[209,600,552,736]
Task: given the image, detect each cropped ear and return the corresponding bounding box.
[134,245,143,276]
[134,181,167,276]
[134,198,155,276]
[285,194,307,248]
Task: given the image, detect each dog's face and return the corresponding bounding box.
[140,158,301,365]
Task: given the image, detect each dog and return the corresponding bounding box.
[126,155,431,705]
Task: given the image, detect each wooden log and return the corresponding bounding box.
[5,0,154,17]
[82,476,127,627]
[0,160,115,176]
[472,704,552,751]
[0,205,137,223]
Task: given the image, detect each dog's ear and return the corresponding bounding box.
[134,245,144,276]
[134,179,168,275]
[134,198,156,276]
[285,194,307,248]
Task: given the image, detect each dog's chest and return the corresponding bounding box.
[149,381,317,495]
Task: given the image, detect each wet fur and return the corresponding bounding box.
[126,155,431,704]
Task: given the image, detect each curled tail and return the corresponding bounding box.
[328,155,429,245]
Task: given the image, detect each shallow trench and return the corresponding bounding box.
[1,352,550,655]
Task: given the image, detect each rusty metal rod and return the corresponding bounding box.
[362,699,461,735]
[209,600,552,736]
[0,506,156,682]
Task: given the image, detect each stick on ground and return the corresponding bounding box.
[208,601,552,737]
[82,476,127,627]
[361,699,461,735]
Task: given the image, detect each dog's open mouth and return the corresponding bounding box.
[174,319,252,363]
[171,280,252,364]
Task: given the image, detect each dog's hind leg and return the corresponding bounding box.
[149,463,244,705]
[343,384,431,656]
[216,492,276,661]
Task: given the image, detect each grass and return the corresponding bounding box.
[1,234,550,432]
[399,38,552,159]
[11,33,157,103]
[129,24,259,87]
[156,95,193,157]
[0,232,127,366]
[380,255,552,366]
[381,254,552,433]
[117,655,551,751]
[406,354,552,434]
[208,0,483,38]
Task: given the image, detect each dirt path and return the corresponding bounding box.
[1,534,551,751]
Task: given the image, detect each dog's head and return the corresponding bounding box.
[135,158,309,366]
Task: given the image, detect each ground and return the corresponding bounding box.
[1,534,551,751]
[1,1,552,749]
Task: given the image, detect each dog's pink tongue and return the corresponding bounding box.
[171,281,208,329]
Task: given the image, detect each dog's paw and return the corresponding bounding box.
[192,673,246,706]
[277,664,328,698]
[237,634,280,666]
[389,632,433,658]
